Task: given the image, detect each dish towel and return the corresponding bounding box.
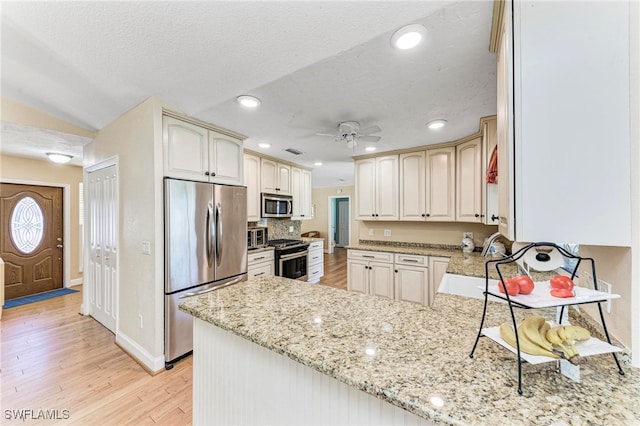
[486,145,498,184]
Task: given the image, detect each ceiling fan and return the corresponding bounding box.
[316,121,381,149]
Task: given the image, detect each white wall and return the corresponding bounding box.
[83,96,167,372]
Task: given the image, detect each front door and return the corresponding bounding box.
[0,183,63,299]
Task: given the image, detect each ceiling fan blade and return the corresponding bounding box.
[315,132,336,137]
[360,135,381,142]
[359,125,381,135]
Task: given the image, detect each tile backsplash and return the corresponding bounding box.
[249,219,301,240]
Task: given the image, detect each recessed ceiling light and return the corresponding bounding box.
[427,119,447,129]
[391,24,427,50]
[236,95,261,108]
[365,146,377,152]
[258,143,270,148]
[313,162,323,166]
[46,152,73,164]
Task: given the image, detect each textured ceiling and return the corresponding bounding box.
[0,1,496,186]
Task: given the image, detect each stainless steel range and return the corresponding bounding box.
[269,239,310,281]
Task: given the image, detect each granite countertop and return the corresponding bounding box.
[347,242,554,281]
[180,276,639,425]
[301,237,324,243]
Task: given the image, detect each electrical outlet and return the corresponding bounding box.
[139,314,143,329]
[368,228,374,236]
[383,229,391,237]
[463,232,474,240]
[289,226,294,233]
[599,279,613,313]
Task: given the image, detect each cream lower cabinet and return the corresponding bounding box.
[307,240,324,283]
[429,256,450,303]
[394,253,430,305]
[247,250,274,280]
[347,250,394,297]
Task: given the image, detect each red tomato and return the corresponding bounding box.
[550,275,575,290]
[550,288,575,298]
[511,275,535,295]
[498,279,520,296]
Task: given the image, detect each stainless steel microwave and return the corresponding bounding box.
[261,193,292,218]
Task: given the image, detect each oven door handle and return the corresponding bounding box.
[279,250,309,260]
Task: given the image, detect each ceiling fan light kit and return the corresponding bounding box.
[391,24,427,50]
[46,152,73,164]
[427,119,447,129]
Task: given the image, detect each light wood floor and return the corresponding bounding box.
[0,250,347,425]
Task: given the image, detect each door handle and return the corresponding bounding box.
[56,244,63,248]
[206,203,214,267]
[215,203,223,267]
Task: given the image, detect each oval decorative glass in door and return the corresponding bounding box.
[10,196,45,254]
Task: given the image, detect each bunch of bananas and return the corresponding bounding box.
[498,315,591,365]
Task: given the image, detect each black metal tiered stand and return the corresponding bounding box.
[468,242,625,395]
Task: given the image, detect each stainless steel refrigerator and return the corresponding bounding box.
[164,178,247,368]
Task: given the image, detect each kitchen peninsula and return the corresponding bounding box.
[179,276,639,425]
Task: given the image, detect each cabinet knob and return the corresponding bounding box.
[394,269,398,273]
[475,213,480,218]
[491,214,499,222]
[421,214,425,217]
[212,172,216,177]
[375,214,379,217]
[204,171,210,176]
[426,213,430,217]
[371,214,375,217]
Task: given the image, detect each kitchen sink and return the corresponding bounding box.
[437,274,502,301]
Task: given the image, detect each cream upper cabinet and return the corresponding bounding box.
[163,115,243,185]
[208,131,243,185]
[244,154,261,221]
[456,137,482,223]
[399,152,425,220]
[355,156,398,220]
[291,167,312,219]
[261,159,291,196]
[482,118,500,226]
[163,116,209,180]
[425,147,455,221]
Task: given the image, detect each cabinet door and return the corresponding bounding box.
[399,152,426,221]
[260,159,278,193]
[375,155,398,220]
[369,261,394,299]
[395,265,429,305]
[496,5,515,239]
[347,259,368,294]
[301,170,312,218]
[248,262,273,280]
[244,154,261,221]
[355,159,376,220]
[456,138,482,222]
[291,167,302,218]
[482,119,500,225]
[277,163,292,195]
[209,132,243,185]
[428,256,450,306]
[425,147,455,221]
[163,116,209,181]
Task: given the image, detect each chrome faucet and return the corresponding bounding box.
[481,231,503,257]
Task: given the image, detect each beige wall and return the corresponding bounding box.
[84,96,166,370]
[0,154,83,283]
[301,186,359,248]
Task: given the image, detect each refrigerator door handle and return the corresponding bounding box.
[215,203,223,267]
[178,277,243,299]
[206,202,214,267]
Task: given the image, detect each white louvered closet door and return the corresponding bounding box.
[87,165,118,332]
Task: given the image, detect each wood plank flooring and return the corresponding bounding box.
[0,250,347,425]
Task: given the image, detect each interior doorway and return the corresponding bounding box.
[0,183,64,299]
[327,196,350,255]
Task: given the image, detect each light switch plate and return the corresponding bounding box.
[383,229,391,237]
[141,241,151,255]
[368,228,374,236]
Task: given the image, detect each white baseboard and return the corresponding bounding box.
[116,330,165,373]
[69,278,83,287]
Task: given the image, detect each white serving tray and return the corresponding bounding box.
[481,326,623,365]
[479,280,620,308]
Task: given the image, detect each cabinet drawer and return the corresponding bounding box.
[347,250,393,263]
[308,250,323,266]
[308,241,323,251]
[248,262,273,279]
[394,253,429,267]
[248,250,274,266]
[308,263,324,282]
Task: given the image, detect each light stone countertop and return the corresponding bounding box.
[180,276,639,425]
[301,237,325,243]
